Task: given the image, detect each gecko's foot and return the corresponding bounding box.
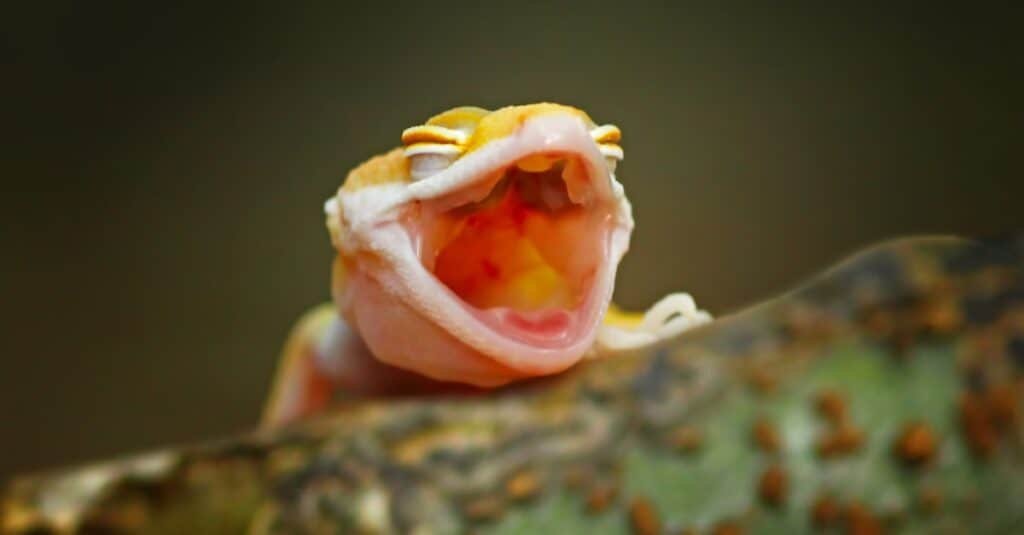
[263,304,482,428]
[261,305,340,428]
[593,292,712,354]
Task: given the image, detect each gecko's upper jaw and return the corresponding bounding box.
[415,151,616,349]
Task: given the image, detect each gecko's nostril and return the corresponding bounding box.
[512,158,573,213]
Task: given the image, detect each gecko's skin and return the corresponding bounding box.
[263,103,711,426]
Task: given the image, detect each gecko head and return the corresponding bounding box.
[326,103,634,386]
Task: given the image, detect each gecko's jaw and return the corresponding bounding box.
[415,152,615,349]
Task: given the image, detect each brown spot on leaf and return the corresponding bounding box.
[986,383,1020,429]
[462,495,505,522]
[505,470,541,502]
[586,483,618,514]
[811,494,841,528]
[844,502,883,535]
[814,389,848,425]
[894,422,938,466]
[667,425,703,453]
[920,297,962,334]
[863,307,896,338]
[758,465,787,507]
[747,367,778,394]
[752,418,781,454]
[817,423,864,458]
[628,496,661,535]
[783,302,838,341]
[958,381,1022,458]
[960,391,999,457]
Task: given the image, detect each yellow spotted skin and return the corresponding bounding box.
[338,147,410,193]
[339,103,604,193]
[457,103,596,152]
[424,106,491,130]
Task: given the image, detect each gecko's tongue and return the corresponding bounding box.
[416,153,612,346]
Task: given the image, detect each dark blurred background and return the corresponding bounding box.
[3,4,1021,479]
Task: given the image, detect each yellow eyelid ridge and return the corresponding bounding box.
[401,125,468,146]
[591,124,622,144]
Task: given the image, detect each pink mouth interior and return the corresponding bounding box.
[412,152,613,347]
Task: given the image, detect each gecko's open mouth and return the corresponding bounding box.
[413,152,615,347]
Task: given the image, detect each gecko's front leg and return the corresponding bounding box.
[261,304,456,427]
[263,291,712,427]
[593,293,713,356]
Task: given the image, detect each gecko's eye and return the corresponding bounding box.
[402,125,468,181]
[404,143,462,181]
[591,124,623,174]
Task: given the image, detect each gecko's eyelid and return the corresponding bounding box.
[590,124,621,144]
[405,143,463,181]
[401,125,468,146]
[402,125,468,181]
[592,125,623,171]
[599,144,624,161]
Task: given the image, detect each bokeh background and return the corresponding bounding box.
[3,4,1021,479]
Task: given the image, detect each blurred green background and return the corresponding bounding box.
[2,4,1020,479]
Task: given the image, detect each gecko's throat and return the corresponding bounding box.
[415,152,613,345]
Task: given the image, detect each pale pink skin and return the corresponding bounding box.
[334,113,633,386]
